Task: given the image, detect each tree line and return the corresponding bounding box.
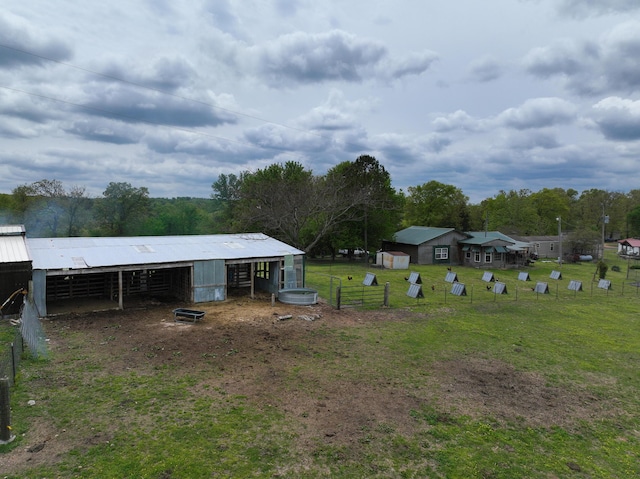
[2,156,640,256]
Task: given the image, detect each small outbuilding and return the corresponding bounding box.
[376,251,410,269]
[618,238,640,257]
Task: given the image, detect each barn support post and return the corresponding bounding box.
[0,377,15,444]
[250,262,255,299]
[118,270,123,310]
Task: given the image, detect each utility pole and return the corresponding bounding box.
[601,204,608,260]
[557,216,562,267]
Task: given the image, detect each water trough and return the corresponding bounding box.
[278,288,318,305]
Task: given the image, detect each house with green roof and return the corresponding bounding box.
[381,227,533,268]
[459,231,532,268]
[381,226,468,265]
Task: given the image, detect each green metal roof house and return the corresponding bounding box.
[381,226,468,265]
[459,231,532,268]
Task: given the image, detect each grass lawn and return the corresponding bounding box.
[2,250,639,478]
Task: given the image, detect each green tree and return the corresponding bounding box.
[233,161,319,249]
[10,179,90,237]
[481,189,538,235]
[530,188,572,235]
[403,180,469,230]
[627,205,640,237]
[94,182,150,236]
[326,155,403,257]
[211,172,247,232]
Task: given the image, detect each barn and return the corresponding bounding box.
[0,228,305,316]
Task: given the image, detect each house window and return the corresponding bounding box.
[485,251,493,263]
[435,247,449,260]
[474,251,481,262]
[466,251,471,259]
[550,243,554,251]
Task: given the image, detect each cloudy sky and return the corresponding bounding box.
[1,0,640,203]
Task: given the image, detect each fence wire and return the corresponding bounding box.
[0,328,22,386]
[19,297,48,360]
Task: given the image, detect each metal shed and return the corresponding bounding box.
[26,232,305,316]
[0,225,32,315]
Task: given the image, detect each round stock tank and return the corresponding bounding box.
[277,288,318,305]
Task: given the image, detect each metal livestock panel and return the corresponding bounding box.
[193,260,225,303]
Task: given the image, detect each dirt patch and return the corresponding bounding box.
[2,296,610,473]
[432,357,609,426]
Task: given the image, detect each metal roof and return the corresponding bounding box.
[619,238,640,247]
[391,226,457,245]
[0,233,31,263]
[0,225,26,236]
[27,233,305,271]
[460,231,531,252]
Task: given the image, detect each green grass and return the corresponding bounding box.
[3,250,640,478]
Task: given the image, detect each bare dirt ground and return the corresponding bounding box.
[3,294,609,474]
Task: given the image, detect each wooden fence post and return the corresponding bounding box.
[336,286,341,310]
[384,282,390,307]
[0,377,15,444]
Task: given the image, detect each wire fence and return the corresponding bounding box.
[0,327,23,387]
[19,297,48,360]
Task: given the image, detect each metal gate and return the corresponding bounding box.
[336,282,389,309]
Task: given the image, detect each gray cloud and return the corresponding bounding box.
[79,86,238,128]
[251,30,386,85]
[0,13,72,68]
[505,131,562,150]
[380,51,439,80]
[99,56,198,92]
[556,0,640,18]
[65,119,142,145]
[244,124,330,153]
[247,30,436,87]
[497,97,577,130]
[523,21,640,95]
[591,96,640,140]
[466,56,503,83]
[432,110,484,133]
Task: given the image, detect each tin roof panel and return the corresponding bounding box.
[27,233,305,271]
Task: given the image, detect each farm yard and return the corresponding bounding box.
[1,250,640,478]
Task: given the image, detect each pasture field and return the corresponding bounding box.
[1,250,639,478]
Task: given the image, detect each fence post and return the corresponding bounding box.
[336,286,341,310]
[0,377,15,444]
[11,342,17,385]
[384,282,390,307]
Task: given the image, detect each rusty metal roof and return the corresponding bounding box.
[27,233,304,271]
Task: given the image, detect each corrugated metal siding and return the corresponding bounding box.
[32,270,47,316]
[0,235,31,263]
[0,225,25,235]
[193,260,225,303]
